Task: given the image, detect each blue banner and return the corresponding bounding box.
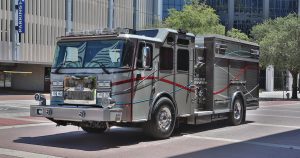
[18,0,25,33]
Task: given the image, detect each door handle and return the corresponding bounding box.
[136,74,141,79]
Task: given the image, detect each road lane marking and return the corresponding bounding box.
[0,116,50,123]
[0,123,55,130]
[184,135,300,150]
[261,106,300,110]
[0,148,62,158]
[247,114,300,119]
[0,105,30,109]
[260,103,300,108]
[0,108,9,111]
[258,109,300,113]
[249,123,300,129]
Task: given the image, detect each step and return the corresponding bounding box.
[193,110,213,116]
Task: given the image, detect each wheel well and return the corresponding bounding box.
[148,93,178,120]
[237,94,245,106]
[232,92,246,109]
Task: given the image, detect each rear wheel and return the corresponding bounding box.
[228,97,244,126]
[81,127,107,134]
[144,98,176,139]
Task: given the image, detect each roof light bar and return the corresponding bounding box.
[66,27,132,36]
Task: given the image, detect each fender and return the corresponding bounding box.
[230,91,246,110]
[147,92,178,120]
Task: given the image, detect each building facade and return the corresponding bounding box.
[0,0,162,91]
[206,0,300,34]
[163,0,300,34]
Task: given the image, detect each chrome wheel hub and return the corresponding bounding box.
[234,101,242,120]
[158,107,172,131]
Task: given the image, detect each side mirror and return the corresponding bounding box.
[34,93,46,106]
[142,47,151,69]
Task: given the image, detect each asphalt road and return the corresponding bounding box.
[0,100,300,158]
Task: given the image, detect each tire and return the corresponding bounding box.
[81,127,107,134]
[228,97,244,126]
[144,98,176,139]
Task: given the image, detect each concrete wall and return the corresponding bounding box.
[11,64,46,91]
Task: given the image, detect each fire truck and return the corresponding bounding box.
[31,28,259,139]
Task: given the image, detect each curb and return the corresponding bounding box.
[259,98,300,101]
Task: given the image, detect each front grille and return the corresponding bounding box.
[64,91,94,100]
[63,76,97,103]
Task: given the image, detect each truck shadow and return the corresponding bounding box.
[173,121,255,136]
[14,121,253,151]
[169,128,300,158]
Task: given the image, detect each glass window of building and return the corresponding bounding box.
[205,0,229,27]
[269,0,298,19]
[0,72,12,88]
[162,0,186,19]
[233,0,264,34]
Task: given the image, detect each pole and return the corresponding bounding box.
[108,0,114,29]
[282,72,284,99]
[66,0,73,33]
[133,0,137,30]
[263,0,270,19]
[151,0,163,26]
[298,0,300,16]
[152,0,155,26]
[3,73,6,88]
[228,0,234,30]
[157,0,162,21]
[12,0,18,61]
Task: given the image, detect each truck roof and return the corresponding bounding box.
[57,28,195,43]
[58,28,259,48]
[196,34,259,47]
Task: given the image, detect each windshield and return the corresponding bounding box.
[53,39,134,68]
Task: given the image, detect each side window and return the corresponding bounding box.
[160,47,173,70]
[137,43,153,68]
[177,49,189,71]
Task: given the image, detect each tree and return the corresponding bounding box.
[227,28,250,41]
[163,1,225,35]
[251,14,300,99]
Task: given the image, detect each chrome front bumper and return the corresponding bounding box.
[30,105,122,122]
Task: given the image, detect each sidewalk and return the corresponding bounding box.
[0,89,50,101]
[259,91,300,101]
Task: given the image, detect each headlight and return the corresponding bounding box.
[51,91,63,97]
[97,81,111,89]
[52,81,63,86]
[57,91,63,97]
[97,92,112,108]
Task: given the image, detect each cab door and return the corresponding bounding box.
[131,41,157,121]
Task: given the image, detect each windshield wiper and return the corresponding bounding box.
[54,61,76,74]
[54,62,65,74]
[100,63,111,74]
[55,60,111,74]
[90,61,111,74]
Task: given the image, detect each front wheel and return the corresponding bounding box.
[228,97,244,126]
[81,127,107,134]
[144,98,176,139]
